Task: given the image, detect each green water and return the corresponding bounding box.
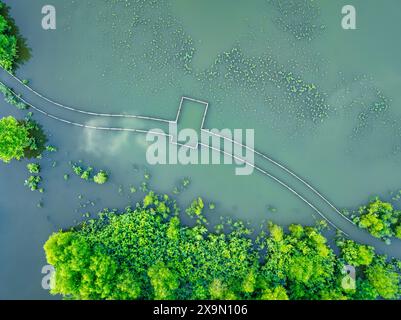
[1,0,401,299]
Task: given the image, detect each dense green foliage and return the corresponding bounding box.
[352,199,401,242]
[27,163,40,174]
[44,193,401,300]
[0,2,17,71]
[93,170,109,185]
[336,239,375,267]
[259,222,340,300]
[336,239,401,299]
[0,116,32,163]
[0,116,45,163]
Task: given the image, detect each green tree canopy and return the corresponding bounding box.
[0,3,18,71]
[148,262,179,300]
[337,239,375,267]
[43,193,401,300]
[0,116,31,163]
[353,199,401,241]
[365,257,400,299]
[93,170,109,185]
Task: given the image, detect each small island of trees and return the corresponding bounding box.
[352,198,401,243]
[93,170,109,185]
[0,116,43,163]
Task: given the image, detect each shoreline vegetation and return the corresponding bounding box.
[0,1,31,112]
[0,1,31,71]
[0,82,28,109]
[0,1,51,198]
[0,1,43,165]
[44,192,401,300]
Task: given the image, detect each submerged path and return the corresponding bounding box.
[1,67,400,259]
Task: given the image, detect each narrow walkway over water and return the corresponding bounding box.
[1,67,400,259]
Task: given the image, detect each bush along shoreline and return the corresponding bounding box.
[351,198,401,244]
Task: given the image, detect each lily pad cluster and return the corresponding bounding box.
[71,162,109,185]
